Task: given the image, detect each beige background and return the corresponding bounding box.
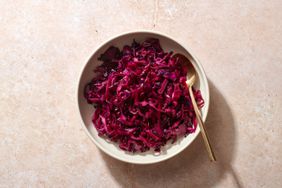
[1,0,282,187]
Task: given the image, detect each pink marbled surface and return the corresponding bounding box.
[0,0,281,187]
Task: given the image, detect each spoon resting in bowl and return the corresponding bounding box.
[173,53,216,162]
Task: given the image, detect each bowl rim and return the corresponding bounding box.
[77,30,210,164]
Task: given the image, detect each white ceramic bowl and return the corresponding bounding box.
[77,31,210,164]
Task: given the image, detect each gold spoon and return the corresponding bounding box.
[174,54,216,162]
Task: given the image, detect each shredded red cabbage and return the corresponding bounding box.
[84,38,204,153]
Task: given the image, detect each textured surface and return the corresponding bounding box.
[0,0,282,187]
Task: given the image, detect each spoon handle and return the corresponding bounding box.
[189,86,216,162]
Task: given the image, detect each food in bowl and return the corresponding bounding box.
[84,38,204,153]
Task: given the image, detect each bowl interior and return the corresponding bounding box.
[78,32,209,164]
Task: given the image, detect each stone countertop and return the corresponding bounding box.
[1,1,281,187]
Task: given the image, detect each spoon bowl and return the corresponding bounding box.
[173,53,197,86]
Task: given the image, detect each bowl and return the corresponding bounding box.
[77,31,210,164]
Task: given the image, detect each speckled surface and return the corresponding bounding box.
[1,0,282,187]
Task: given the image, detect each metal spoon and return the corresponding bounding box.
[174,53,216,161]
